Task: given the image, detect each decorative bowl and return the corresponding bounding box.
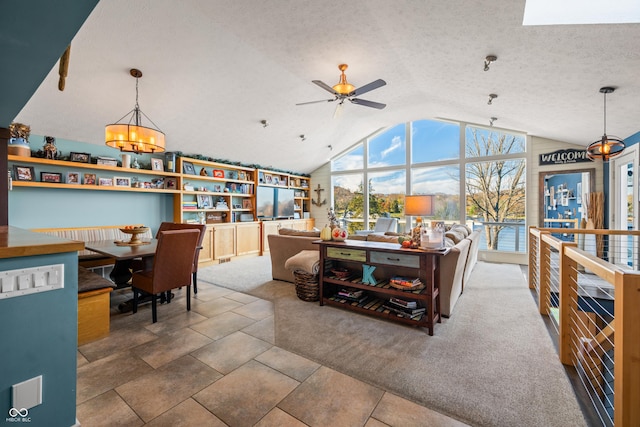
[119,226,150,244]
[331,267,351,279]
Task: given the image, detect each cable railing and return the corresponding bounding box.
[529,228,640,427]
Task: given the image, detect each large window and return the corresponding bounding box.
[331,119,527,253]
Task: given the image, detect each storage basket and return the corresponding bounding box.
[293,270,319,302]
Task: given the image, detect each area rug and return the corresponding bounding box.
[199,258,587,427]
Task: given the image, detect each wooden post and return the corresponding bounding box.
[0,127,9,226]
[559,241,578,366]
[539,236,551,315]
[614,270,640,426]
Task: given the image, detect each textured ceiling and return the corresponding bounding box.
[14,0,640,174]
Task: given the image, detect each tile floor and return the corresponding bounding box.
[76,280,469,426]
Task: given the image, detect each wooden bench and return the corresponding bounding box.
[32,225,153,345]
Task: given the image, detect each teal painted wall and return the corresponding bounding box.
[0,251,78,427]
[9,136,174,231]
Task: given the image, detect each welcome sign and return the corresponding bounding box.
[539,148,591,165]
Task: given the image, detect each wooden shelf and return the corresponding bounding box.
[12,180,180,193]
[9,155,181,177]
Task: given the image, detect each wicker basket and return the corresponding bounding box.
[293,270,319,302]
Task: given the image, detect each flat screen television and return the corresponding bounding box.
[256,186,295,219]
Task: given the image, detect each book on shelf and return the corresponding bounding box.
[335,287,367,303]
[389,297,418,309]
[384,301,425,315]
[382,304,425,319]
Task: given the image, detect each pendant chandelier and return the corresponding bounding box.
[105,69,165,154]
[586,86,624,162]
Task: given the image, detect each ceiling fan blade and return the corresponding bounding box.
[350,98,386,109]
[312,80,339,95]
[296,98,336,106]
[349,79,386,97]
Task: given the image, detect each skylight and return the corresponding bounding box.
[523,0,640,25]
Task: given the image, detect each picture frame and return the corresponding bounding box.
[13,165,35,181]
[99,177,113,186]
[151,158,164,171]
[83,173,96,185]
[66,172,80,184]
[227,170,238,179]
[40,172,62,183]
[197,194,213,209]
[183,161,196,175]
[238,171,247,181]
[114,176,131,187]
[70,152,91,163]
[233,204,242,209]
[164,177,177,190]
[213,184,222,192]
[242,199,252,210]
[273,176,280,185]
[264,174,272,184]
[213,169,224,178]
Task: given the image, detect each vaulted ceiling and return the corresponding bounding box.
[9,0,640,174]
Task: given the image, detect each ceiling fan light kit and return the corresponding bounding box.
[586,86,625,161]
[105,69,165,155]
[297,64,387,111]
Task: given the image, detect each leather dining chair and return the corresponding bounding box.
[132,229,200,323]
[156,222,206,294]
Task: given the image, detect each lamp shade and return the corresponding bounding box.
[105,123,165,154]
[404,195,434,217]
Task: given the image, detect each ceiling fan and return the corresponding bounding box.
[297,64,387,112]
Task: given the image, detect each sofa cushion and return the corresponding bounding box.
[450,224,470,237]
[278,228,321,237]
[366,233,401,243]
[445,229,466,244]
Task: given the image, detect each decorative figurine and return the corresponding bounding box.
[200,167,208,176]
[43,136,57,160]
[132,158,140,169]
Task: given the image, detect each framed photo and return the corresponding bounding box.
[183,161,196,175]
[70,152,91,163]
[213,169,224,178]
[151,158,164,171]
[164,178,177,189]
[233,204,242,209]
[66,172,80,184]
[114,176,131,187]
[227,170,238,179]
[83,173,96,185]
[213,184,222,192]
[238,171,247,181]
[40,172,62,183]
[273,176,280,185]
[242,199,252,210]
[99,177,113,186]
[197,194,213,209]
[13,165,35,181]
[264,174,272,184]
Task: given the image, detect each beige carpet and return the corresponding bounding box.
[198,257,587,427]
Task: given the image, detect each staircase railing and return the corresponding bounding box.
[529,227,640,427]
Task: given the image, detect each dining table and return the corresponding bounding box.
[84,239,158,312]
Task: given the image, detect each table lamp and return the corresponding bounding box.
[404,195,434,247]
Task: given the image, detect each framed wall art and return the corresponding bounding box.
[99,177,113,186]
[183,161,196,175]
[114,176,131,187]
[151,158,164,171]
[66,172,80,184]
[13,165,35,181]
[40,172,62,183]
[83,173,96,185]
[70,152,91,163]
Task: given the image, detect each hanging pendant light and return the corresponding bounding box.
[586,87,624,162]
[105,69,165,154]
